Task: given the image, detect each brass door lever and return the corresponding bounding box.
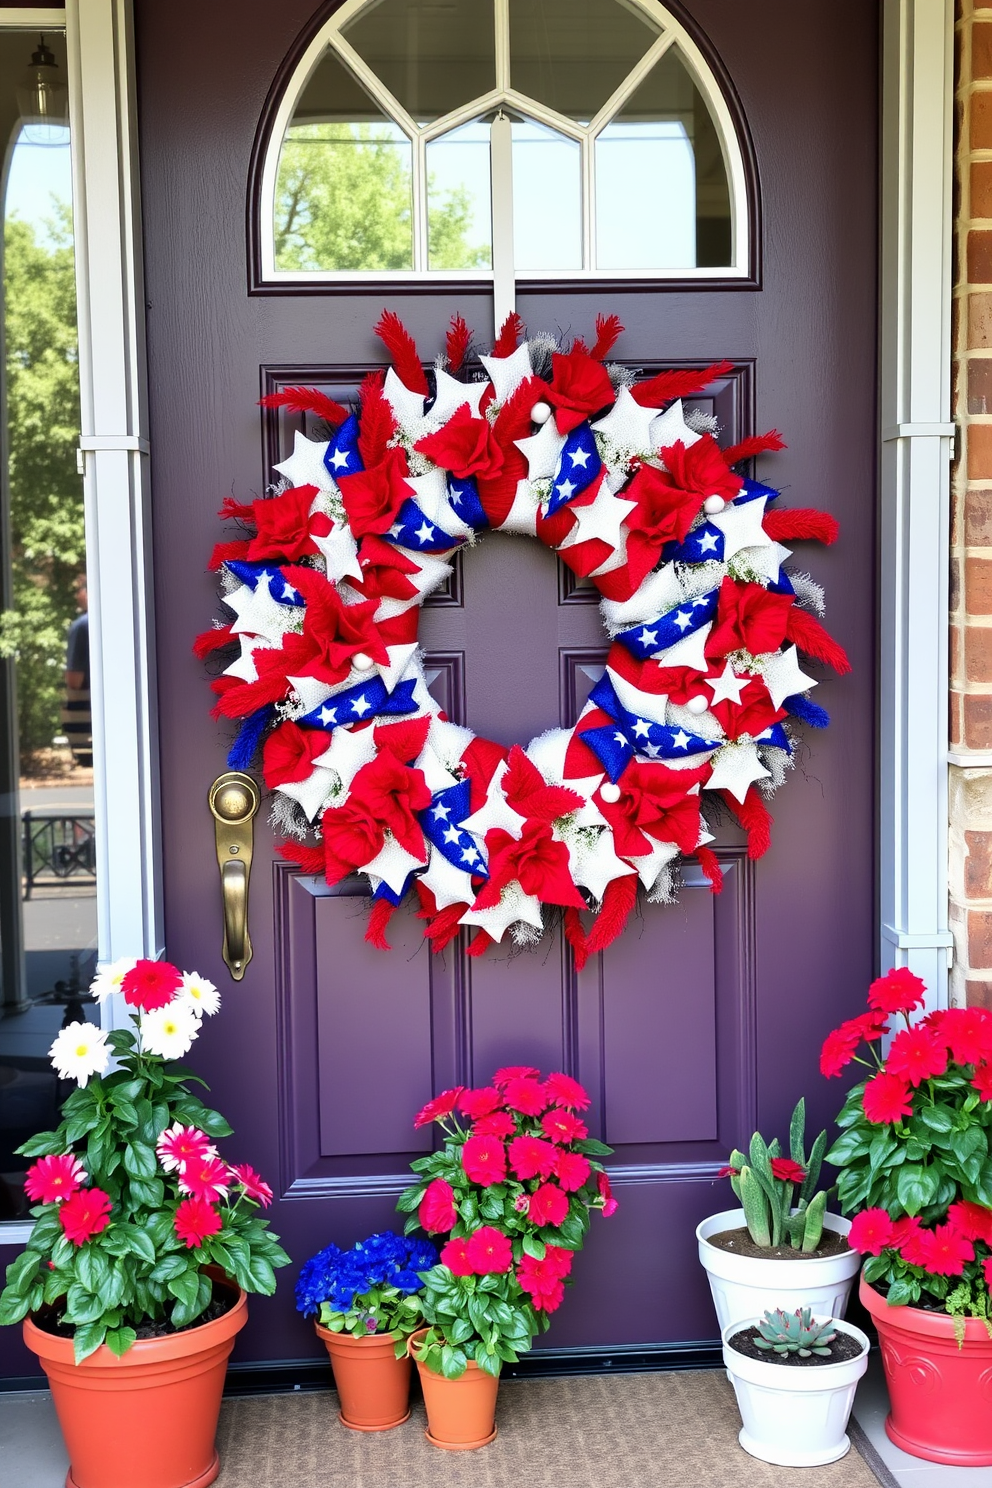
[208,771,260,980]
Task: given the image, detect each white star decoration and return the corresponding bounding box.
[626,836,681,892]
[429,369,490,422]
[419,848,478,912]
[710,497,772,561]
[222,581,296,646]
[223,634,275,684]
[462,759,528,841]
[654,620,712,673]
[515,418,566,482]
[481,343,533,404]
[312,520,364,585]
[649,399,702,454]
[383,368,426,426]
[459,879,544,943]
[312,723,378,795]
[361,834,427,895]
[705,661,751,707]
[275,767,337,823]
[761,644,817,709]
[559,483,637,554]
[568,828,637,901]
[706,739,771,803]
[273,431,335,492]
[591,387,664,453]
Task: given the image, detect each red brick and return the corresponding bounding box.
[969,293,992,348]
[969,358,992,413]
[965,691,992,746]
[966,488,992,543]
[975,23,992,76]
[973,162,992,219]
[972,91,992,149]
[969,422,992,477]
[968,556,992,612]
[966,625,992,678]
[969,907,992,965]
[966,830,992,895]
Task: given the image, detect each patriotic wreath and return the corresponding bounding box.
[197,311,849,965]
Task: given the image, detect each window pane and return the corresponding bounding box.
[427,121,492,270]
[0,30,96,1222]
[512,119,582,271]
[509,0,659,122]
[343,0,496,124]
[275,48,413,272]
[595,46,732,269]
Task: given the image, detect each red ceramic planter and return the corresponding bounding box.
[861,1275,992,1466]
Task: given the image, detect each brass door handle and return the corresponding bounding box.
[208,771,260,980]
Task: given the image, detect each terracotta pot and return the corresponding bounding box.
[23,1280,247,1488]
[861,1274,992,1465]
[408,1327,499,1450]
[314,1322,411,1430]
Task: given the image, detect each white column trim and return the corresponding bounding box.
[879,0,954,1007]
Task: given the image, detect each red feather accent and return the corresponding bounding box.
[423,901,469,954]
[192,624,235,660]
[631,360,734,407]
[785,608,852,674]
[258,386,347,427]
[374,310,428,394]
[720,788,773,860]
[591,314,624,360]
[564,906,589,972]
[365,898,396,952]
[276,840,326,875]
[722,430,787,465]
[466,929,495,959]
[477,375,542,526]
[357,371,397,468]
[208,540,250,570]
[696,846,724,893]
[584,875,638,959]
[445,314,472,373]
[492,312,525,357]
[219,497,255,522]
[763,508,839,545]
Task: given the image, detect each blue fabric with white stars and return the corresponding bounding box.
[224,560,304,607]
[383,499,460,553]
[419,779,488,878]
[447,476,490,532]
[545,423,602,515]
[614,588,720,660]
[323,412,363,479]
[578,673,717,781]
[297,676,419,731]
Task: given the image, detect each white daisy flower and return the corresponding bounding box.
[139,1002,200,1060]
[89,956,138,1004]
[177,971,220,1018]
[49,1021,111,1087]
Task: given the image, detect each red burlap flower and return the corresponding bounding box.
[262,721,331,789]
[321,751,431,885]
[595,761,708,858]
[415,403,505,481]
[246,485,320,563]
[545,349,615,433]
[705,577,794,661]
[337,446,414,537]
[473,821,585,911]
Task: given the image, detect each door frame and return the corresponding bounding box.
[0,0,954,1250]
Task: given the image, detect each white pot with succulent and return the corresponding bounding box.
[697,1100,859,1331]
[722,1308,870,1467]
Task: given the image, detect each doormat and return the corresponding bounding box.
[214,1370,886,1488]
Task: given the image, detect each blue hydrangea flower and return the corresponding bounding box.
[407,1238,438,1272]
[392,1267,426,1294]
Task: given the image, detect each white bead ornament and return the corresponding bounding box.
[530,401,552,424]
[686,696,709,715]
[703,495,726,515]
[353,653,374,671]
[599,782,621,803]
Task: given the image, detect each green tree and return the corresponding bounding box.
[275,123,489,272]
[0,202,84,760]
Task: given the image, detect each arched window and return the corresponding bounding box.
[257,0,751,302]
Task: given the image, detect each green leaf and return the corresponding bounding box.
[396,1187,425,1214]
[65,1285,105,1325]
[440,1344,468,1379]
[167,1270,200,1308]
[522,1233,546,1261]
[896,1163,939,1215]
[16,1130,62,1158]
[123,1142,157,1180]
[76,1247,110,1296]
[150,1255,188,1283]
[63,1109,102,1144]
[573,1138,612,1156]
[73,1322,108,1364]
[886,1278,917,1308]
[196,1108,233,1139]
[4,1249,41,1296]
[245,1256,277,1295]
[126,1229,156,1266]
[105,1327,137,1358]
[128,1176,164,1209]
[919,1106,954,1132]
[0,1289,32,1326]
[447,1316,473,1344]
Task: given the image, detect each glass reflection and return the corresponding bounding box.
[343,0,496,123]
[427,121,492,270]
[512,119,582,271]
[508,0,658,122]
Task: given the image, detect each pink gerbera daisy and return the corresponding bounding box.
[156,1123,216,1173]
[228,1163,273,1208]
[174,1196,222,1249]
[178,1154,230,1202]
[23,1153,87,1205]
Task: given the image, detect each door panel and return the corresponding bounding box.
[133,0,878,1368]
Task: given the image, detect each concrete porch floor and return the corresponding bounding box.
[2,1357,992,1488]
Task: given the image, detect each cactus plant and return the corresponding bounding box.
[723,1098,830,1250]
[752,1307,838,1357]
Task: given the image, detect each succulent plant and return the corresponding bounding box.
[753,1307,838,1357]
[725,1098,829,1250]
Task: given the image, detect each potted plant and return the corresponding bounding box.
[295,1230,437,1430]
[0,958,290,1488]
[697,1098,859,1331]
[397,1066,617,1450]
[723,1306,870,1466]
[824,965,992,1466]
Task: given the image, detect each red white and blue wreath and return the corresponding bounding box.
[197,312,849,965]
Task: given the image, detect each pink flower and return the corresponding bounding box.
[597,1170,618,1217]
[178,1155,230,1202]
[919,1223,975,1277]
[948,1201,992,1244]
[461,1135,507,1187]
[554,1151,591,1192]
[502,1077,548,1116]
[419,1178,457,1235]
[528,1182,569,1228]
[227,1163,273,1208]
[543,1072,592,1111]
[891,1215,929,1266]
[939,1008,992,1067]
[848,1208,894,1255]
[540,1109,588,1144]
[466,1226,513,1274]
[156,1123,216,1173]
[457,1087,503,1120]
[120,959,182,1012]
[492,1065,539,1088]
[820,1012,889,1078]
[60,1187,112,1246]
[885,1027,948,1086]
[508,1135,558,1181]
[769,1157,806,1185]
[473,1111,517,1139]
[439,1236,474,1276]
[863,1071,914,1124]
[174,1196,222,1249]
[24,1154,86,1205]
[867,967,927,1016]
[975,1064,992,1102]
[413,1087,464,1128]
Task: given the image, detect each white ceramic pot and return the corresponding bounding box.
[722,1315,870,1466]
[696,1207,859,1332]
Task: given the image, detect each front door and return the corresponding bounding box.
[137,0,878,1367]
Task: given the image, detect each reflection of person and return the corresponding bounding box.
[62,573,91,766]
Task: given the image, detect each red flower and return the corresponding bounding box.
[848,1208,894,1255]
[597,1170,618,1217]
[863,1072,914,1125]
[919,1223,975,1277]
[867,967,927,1016]
[174,1196,223,1250]
[493,1065,540,1087]
[705,577,794,662]
[528,1182,570,1228]
[246,485,320,563]
[284,567,389,686]
[516,1245,574,1312]
[120,959,182,1012]
[419,1178,457,1235]
[415,403,505,481]
[819,1012,889,1077]
[939,1007,992,1066]
[885,1026,949,1086]
[474,821,585,912]
[891,1215,929,1266]
[322,751,432,886]
[948,1200,992,1244]
[974,1064,992,1101]
[502,1077,550,1117]
[542,1243,574,1279]
[769,1157,806,1185]
[717,1165,740,1179]
[543,1072,592,1111]
[178,1155,230,1202]
[508,1135,558,1181]
[414,1087,464,1128]
[473,1111,517,1139]
[227,1163,273,1208]
[59,1187,113,1246]
[24,1154,86,1205]
[337,446,414,538]
[555,1151,591,1192]
[457,1087,504,1120]
[541,1109,588,1144]
[545,349,616,434]
[262,721,332,790]
[461,1135,507,1187]
[466,1226,513,1274]
[440,1236,474,1276]
[594,760,708,859]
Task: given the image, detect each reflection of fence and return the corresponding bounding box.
[22,813,96,898]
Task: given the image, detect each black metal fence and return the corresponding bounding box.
[22,812,96,898]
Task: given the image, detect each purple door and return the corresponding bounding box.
[136,0,878,1369]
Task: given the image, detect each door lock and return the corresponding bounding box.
[208,771,260,980]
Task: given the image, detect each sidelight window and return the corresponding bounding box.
[259,0,748,294]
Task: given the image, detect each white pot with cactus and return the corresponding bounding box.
[697,1100,859,1331]
[723,1307,870,1466]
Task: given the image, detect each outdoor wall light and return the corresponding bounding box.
[17,36,68,141]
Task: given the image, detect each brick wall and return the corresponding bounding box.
[951,0,992,1006]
